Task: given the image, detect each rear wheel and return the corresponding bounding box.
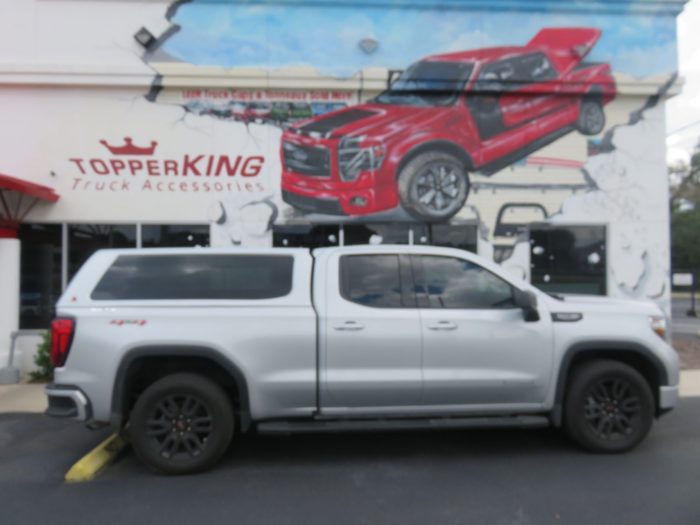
[577,99,605,135]
[398,151,470,222]
[564,360,654,453]
[129,373,234,474]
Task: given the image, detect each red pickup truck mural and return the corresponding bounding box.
[281,27,616,221]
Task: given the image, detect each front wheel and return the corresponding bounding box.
[397,151,470,222]
[129,373,234,474]
[564,360,654,453]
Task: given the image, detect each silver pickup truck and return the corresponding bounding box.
[45,245,679,474]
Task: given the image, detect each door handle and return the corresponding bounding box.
[333,321,365,331]
[427,321,457,331]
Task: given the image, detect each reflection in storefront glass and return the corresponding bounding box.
[142,225,210,248]
[272,224,339,248]
[344,223,411,245]
[530,225,606,295]
[19,224,62,329]
[429,224,478,252]
[68,225,136,279]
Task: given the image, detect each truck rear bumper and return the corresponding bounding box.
[45,384,91,421]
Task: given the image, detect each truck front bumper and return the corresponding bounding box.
[45,384,91,421]
[281,175,399,216]
[659,385,679,411]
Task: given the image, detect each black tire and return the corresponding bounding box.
[564,360,654,453]
[129,373,234,475]
[398,151,470,222]
[576,98,605,135]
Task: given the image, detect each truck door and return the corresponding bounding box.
[412,254,553,408]
[467,57,536,165]
[319,252,423,412]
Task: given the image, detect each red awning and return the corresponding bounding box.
[0,173,60,238]
[0,173,59,203]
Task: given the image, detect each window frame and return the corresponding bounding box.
[410,254,517,310]
[338,254,417,309]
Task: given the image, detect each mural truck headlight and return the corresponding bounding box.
[338,135,386,182]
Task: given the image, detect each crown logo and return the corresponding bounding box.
[99,137,158,156]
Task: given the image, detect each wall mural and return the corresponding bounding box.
[135,0,675,311]
[0,1,675,312]
[279,28,615,222]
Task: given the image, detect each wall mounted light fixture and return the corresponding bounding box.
[134,27,157,49]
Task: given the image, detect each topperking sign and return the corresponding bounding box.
[67,137,266,194]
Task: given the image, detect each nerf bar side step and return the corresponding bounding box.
[257,415,550,434]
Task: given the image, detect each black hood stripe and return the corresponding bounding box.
[298,108,377,134]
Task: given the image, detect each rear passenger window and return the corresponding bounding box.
[91,255,293,300]
[339,255,403,308]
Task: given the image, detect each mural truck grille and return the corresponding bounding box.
[282,142,331,177]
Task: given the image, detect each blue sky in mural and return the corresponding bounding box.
[162,0,677,78]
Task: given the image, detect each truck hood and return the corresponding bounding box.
[293,103,450,141]
[543,294,663,317]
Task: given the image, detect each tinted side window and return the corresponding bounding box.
[413,256,514,309]
[91,255,293,300]
[518,53,557,82]
[340,255,403,308]
[476,59,518,91]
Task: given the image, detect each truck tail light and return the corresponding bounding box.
[50,318,75,368]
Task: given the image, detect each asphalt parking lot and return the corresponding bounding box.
[1,399,699,525]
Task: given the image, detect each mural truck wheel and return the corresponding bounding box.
[398,151,470,222]
[577,99,606,135]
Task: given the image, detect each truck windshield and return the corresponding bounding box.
[374,61,474,107]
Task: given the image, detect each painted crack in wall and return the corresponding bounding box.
[139,1,280,246]
[534,76,675,312]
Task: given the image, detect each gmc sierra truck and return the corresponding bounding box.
[46,245,679,474]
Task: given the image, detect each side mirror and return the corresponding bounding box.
[514,289,540,322]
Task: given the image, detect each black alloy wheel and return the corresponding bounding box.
[564,360,654,453]
[129,373,234,474]
[147,394,213,460]
[583,377,642,440]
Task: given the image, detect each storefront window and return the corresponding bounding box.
[142,225,210,248]
[429,223,478,252]
[344,223,412,245]
[19,224,62,329]
[412,224,431,244]
[530,225,606,295]
[68,225,136,279]
[273,224,339,248]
